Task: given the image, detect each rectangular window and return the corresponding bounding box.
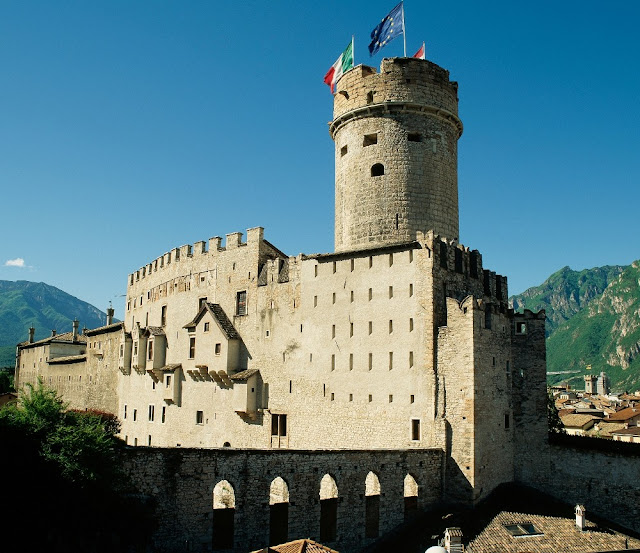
[332,292,336,304]
[199,297,207,309]
[271,414,287,437]
[409,318,414,332]
[166,375,171,388]
[236,291,247,315]
[411,419,421,441]
[204,322,210,332]
[389,352,393,370]
[369,321,373,334]
[331,354,335,371]
[369,353,373,371]
[350,322,354,337]
[133,342,138,357]
[161,406,166,424]
[189,336,196,359]
[350,259,354,272]
[349,393,353,402]
[314,295,318,307]
[119,344,124,358]
[363,133,378,146]
[389,320,393,334]
[389,286,394,298]
[409,351,414,367]
[161,305,167,326]
[332,325,336,339]
[516,322,527,335]
[350,290,354,302]
[410,394,415,404]
[369,288,373,301]
[196,410,204,425]
[148,405,155,422]
[148,340,153,361]
[505,413,510,429]
[349,353,353,370]
[124,405,127,419]
[133,409,137,422]
[215,343,221,355]
[409,283,414,297]
[389,394,393,403]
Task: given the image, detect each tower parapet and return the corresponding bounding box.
[331,58,463,252]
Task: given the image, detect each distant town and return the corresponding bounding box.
[552,371,640,442]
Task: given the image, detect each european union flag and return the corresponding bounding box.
[368,2,405,56]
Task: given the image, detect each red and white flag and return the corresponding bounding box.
[324,39,354,93]
[412,42,425,60]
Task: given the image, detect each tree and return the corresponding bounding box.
[0,380,154,552]
[0,368,14,393]
[547,388,565,434]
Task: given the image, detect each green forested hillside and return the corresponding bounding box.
[511,262,640,392]
[0,281,110,367]
[545,262,640,391]
[510,265,627,337]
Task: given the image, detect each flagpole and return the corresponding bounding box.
[352,35,355,66]
[402,2,407,56]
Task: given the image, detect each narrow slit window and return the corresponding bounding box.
[340,145,348,156]
[408,132,421,142]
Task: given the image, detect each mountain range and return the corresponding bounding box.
[0,280,111,367]
[510,262,640,392]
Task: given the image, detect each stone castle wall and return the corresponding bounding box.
[331,59,462,251]
[123,446,443,553]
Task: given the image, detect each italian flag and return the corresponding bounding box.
[324,40,354,93]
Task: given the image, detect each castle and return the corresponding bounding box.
[15,58,552,551]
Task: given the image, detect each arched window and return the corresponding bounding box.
[269,477,290,546]
[365,471,381,538]
[319,474,339,542]
[371,163,384,177]
[404,474,419,521]
[212,480,235,550]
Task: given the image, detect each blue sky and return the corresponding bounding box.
[1,1,639,321]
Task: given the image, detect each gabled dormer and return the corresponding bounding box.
[183,302,241,375]
[118,328,133,374]
[131,322,148,372]
[146,326,167,369]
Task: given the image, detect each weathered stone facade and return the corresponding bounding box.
[15,57,554,550]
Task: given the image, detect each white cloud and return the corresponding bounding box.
[5,258,26,267]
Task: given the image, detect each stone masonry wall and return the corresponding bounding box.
[331,58,462,251]
[123,447,443,553]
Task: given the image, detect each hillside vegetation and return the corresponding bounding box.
[0,280,110,367]
[511,262,640,392]
[510,265,626,337]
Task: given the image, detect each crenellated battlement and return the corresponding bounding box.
[419,230,508,304]
[128,227,266,285]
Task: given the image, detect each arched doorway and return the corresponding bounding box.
[269,476,289,545]
[319,474,338,542]
[212,480,235,550]
[365,471,381,538]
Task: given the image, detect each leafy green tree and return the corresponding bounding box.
[547,388,565,434]
[0,380,154,552]
[0,368,14,393]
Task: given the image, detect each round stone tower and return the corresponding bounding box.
[330,57,463,251]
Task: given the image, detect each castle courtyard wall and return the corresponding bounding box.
[122,446,443,553]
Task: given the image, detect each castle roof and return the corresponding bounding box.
[183,302,239,340]
[18,330,87,349]
[48,354,86,365]
[229,368,259,381]
[250,538,339,553]
[84,321,123,336]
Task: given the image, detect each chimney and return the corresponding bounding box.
[575,504,586,530]
[72,319,79,341]
[106,306,115,325]
[51,329,57,337]
[444,527,463,552]
[28,326,35,343]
